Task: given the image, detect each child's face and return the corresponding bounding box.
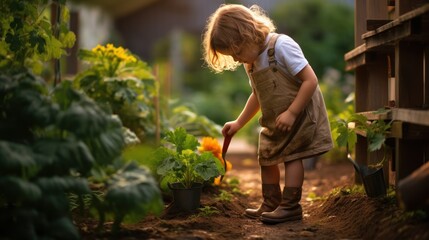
[218,42,260,64]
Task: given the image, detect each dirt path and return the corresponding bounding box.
[78,141,429,240]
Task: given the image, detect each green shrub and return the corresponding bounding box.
[0,71,163,238]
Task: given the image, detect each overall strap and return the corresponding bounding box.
[267,33,280,66]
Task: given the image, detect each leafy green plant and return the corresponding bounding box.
[0,71,162,237]
[216,190,233,202]
[0,0,75,73]
[163,99,222,138]
[331,108,392,165]
[154,127,224,190]
[97,162,163,233]
[195,206,220,218]
[74,44,222,143]
[74,43,157,142]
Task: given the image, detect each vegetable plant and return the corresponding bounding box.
[74,43,157,142]
[74,44,222,143]
[1,0,164,237]
[331,108,392,165]
[154,127,225,190]
[0,71,163,237]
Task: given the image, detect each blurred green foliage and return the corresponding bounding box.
[0,0,75,74]
[271,0,354,80]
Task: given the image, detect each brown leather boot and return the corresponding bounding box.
[244,184,281,219]
[260,187,302,224]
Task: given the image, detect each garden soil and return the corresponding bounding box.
[76,140,429,240]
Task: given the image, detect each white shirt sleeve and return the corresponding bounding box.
[276,35,308,76]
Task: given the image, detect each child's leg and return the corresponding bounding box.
[260,159,303,224]
[261,164,281,184]
[284,159,304,187]
[244,165,281,218]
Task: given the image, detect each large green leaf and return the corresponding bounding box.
[164,127,199,152]
[0,176,41,202]
[35,176,90,194]
[156,154,182,177]
[33,138,95,176]
[45,216,80,240]
[194,152,224,181]
[368,133,386,152]
[57,101,108,137]
[0,141,38,177]
[104,163,163,222]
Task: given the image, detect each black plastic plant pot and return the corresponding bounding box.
[168,182,203,212]
[362,167,387,198]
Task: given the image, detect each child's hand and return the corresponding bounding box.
[275,110,297,132]
[222,121,241,137]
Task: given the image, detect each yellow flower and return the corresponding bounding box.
[91,43,137,64]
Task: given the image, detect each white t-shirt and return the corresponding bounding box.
[247,33,308,78]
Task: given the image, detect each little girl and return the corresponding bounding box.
[202,4,333,224]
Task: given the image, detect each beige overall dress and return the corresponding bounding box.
[248,34,333,166]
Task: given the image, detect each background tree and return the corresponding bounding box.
[271,0,354,80]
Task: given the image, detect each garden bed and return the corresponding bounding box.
[75,153,429,239]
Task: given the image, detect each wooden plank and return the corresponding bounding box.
[345,53,367,71]
[392,108,429,126]
[345,44,367,61]
[358,110,392,120]
[365,20,413,49]
[344,44,368,71]
[350,119,429,140]
[364,3,429,38]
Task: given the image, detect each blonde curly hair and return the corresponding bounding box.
[202,4,276,73]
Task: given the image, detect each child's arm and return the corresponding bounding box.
[222,92,260,136]
[275,64,318,132]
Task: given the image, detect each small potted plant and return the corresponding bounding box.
[154,127,225,212]
[331,108,392,197]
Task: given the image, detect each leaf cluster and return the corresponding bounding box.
[74,45,158,143]
[154,127,225,189]
[0,0,75,73]
[74,44,222,144]
[0,71,162,238]
[331,109,392,153]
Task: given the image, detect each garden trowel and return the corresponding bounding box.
[220,134,232,182]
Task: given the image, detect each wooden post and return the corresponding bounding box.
[395,41,425,182]
[354,0,368,183]
[397,161,429,210]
